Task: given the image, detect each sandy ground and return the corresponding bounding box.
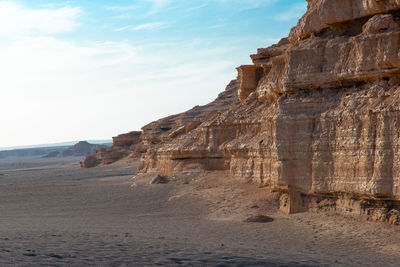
[0,157,400,266]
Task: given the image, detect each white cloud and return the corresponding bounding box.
[106,5,138,11]
[145,0,172,10]
[274,2,307,21]
[183,3,208,13]
[106,1,171,18]
[0,0,270,148]
[110,0,173,16]
[0,31,237,147]
[116,22,168,31]
[0,1,81,36]
[112,13,133,20]
[133,21,168,30]
[213,0,279,10]
[108,0,278,20]
[208,23,227,30]
[115,25,132,32]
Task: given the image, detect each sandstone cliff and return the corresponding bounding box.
[83,0,400,224]
[137,0,400,224]
[80,132,142,168]
[81,80,238,168]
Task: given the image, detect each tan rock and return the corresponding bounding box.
[80,154,100,168]
[362,14,399,34]
[237,65,264,101]
[100,1,400,224]
[289,0,400,44]
[112,131,141,147]
[149,175,169,184]
[81,131,142,168]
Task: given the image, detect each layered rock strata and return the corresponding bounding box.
[140,80,238,150]
[137,1,400,224]
[81,81,238,168]
[80,131,142,168]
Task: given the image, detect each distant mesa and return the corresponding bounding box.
[0,140,111,159]
[0,146,68,159]
[43,141,107,158]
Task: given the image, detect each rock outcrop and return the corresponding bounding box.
[135,0,400,224]
[83,1,400,224]
[80,132,142,168]
[81,82,237,169]
[140,80,238,148]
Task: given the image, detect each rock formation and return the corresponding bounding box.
[81,80,238,168]
[84,0,400,224]
[80,132,142,168]
[44,141,106,158]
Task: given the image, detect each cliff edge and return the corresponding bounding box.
[83,0,400,224]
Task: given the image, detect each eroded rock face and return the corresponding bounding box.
[138,80,239,173]
[81,81,238,168]
[140,80,238,150]
[289,0,400,44]
[80,131,142,168]
[137,2,400,224]
[237,65,264,101]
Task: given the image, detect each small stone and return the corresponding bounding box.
[244,215,274,223]
[150,175,169,184]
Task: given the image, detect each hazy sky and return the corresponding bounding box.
[0,0,306,148]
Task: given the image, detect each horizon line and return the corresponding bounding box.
[0,139,113,152]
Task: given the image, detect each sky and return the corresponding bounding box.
[0,0,307,148]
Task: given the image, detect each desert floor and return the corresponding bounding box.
[0,156,400,266]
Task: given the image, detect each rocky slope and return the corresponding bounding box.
[84,0,400,224]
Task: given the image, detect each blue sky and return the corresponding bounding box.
[0,0,306,148]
